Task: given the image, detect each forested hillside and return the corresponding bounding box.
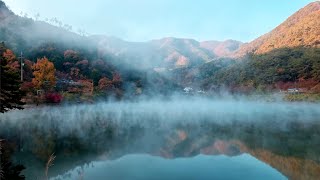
[201,48,320,93]
[169,47,320,95]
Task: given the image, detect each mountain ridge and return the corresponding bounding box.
[91,35,242,69]
[235,1,320,57]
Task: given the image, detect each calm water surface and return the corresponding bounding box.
[0,99,319,180]
[52,154,286,180]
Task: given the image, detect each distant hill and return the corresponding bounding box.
[151,37,215,67]
[0,1,86,50]
[92,36,242,69]
[200,40,242,57]
[235,2,320,57]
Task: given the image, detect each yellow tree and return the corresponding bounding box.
[32,57,56,90]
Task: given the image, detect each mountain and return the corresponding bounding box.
[0,0,11,16]
[200,40,242,57]
[235,1,320,57]
[150,37,215,67]
[0,1,93,54]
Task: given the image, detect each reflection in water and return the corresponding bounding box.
[52,154,286,180]
[0,99,320,179]
[248,149,320,180]
[200,140,320,180]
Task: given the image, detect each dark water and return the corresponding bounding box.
[0,99,320,180]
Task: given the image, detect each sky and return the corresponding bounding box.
[2,0,316,42]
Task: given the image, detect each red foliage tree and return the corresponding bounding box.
[45,93,63,103]
[98,77,113,91]
[112,72,122,88]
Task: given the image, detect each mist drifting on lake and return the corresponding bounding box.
[1,96,320,131]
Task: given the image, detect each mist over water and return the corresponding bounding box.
[1,97,320,179]
[2,96,320,148]
[2,97,320,129]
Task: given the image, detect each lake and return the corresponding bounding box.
[0,98,319,180]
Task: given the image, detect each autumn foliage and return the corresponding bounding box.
[3,49,19,71]
[32,57,56,90]
[45,93,63,103]
[98,77,113,91]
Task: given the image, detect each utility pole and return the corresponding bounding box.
[17,53,24,154]
[18,51,24,82]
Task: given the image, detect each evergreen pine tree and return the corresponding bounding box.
[0,42,25,113]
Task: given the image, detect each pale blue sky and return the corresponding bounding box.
[3,0,316,42]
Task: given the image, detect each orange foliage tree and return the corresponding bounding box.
[32,57,56,90]
[78,79,94,95]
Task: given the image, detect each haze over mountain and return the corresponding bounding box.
[89,36,245,70]
[200,40,243,57]
[0,0,243,70]
[0,1,89,51]
[93,0,320,66]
